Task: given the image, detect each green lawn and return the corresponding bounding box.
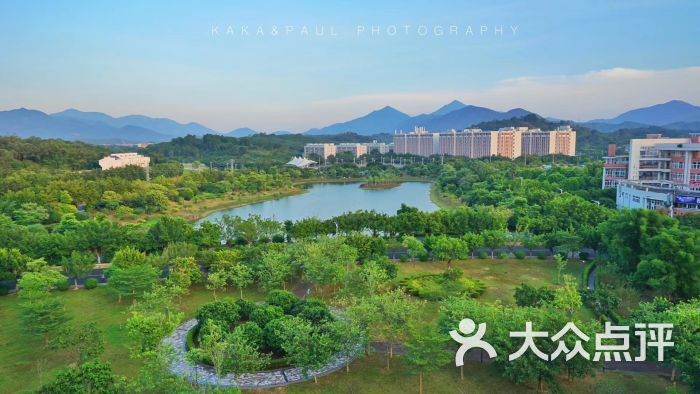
[0,259,673,393]
[0,285,266,394]
[397,258,587,304]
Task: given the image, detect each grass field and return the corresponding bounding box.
[0,258,675,393]
[0,285,266,393]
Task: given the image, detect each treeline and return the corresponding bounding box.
[142,133,376,166]
[0,136,111,173]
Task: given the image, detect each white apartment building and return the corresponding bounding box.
[335,143,368,158]
[303,143,337,159]
[98,153,150,170]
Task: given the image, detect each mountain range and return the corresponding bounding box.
[1,100,700,143]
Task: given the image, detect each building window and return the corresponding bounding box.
[671,161,685,169]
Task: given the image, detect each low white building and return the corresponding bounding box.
[98,153,150,170]
[286,156,317,168]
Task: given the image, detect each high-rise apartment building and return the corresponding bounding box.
[335,143,368,158]
[394,126,576,159]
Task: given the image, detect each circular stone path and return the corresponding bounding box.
[162,318,363,388]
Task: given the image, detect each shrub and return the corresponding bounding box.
[57,279,70,291]
[272,234,286,243]
[399,254,408,263]
[579,251,590,261]
[401,272,486,301]
[266,290,299,314]
[84,278,98,289]
[197,298,241,328]
[514,251,526,259]
[478,251,489,259]
[233,321,264,348]
[496,251,507,259]
[418,254,429,262]
[235,298,256,320]
[537,251,548,260]
[0,284,10,296]
[249,305,284,327]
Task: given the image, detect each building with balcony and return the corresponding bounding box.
[363,140,391,154]
[98,153,150,170]
[303,143,336,160]
[605,134,700,214]
[394,125,576,159]
[335,143,368,158]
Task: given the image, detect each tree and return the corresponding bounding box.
[228,335,271,373]
[403,324,451,394]
[0,247,31,280]
[62,251,95,289]
[428,235,469,268]
[126,286,183,357]
[166,256,201,293]
[199,320,231,378]
[206,270,227,299]
[554,275,582,315]
[17,261,71,342]
[303,237,356,290]
[376,290,419,369]
[279,316,335,383]
[401,236,426,261]
[37,360,123,394]
[50,322,104,364]
[554,254,568,285]
[229,264,254,299]
[111,246,147,268]
[482,230,506,258]
[462,232,485,258]
[514,283,555,307]
[108,264,159,303]
[257,249,292,291]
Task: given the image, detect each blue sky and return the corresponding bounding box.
[1,0,699,132]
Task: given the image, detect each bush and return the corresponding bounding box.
[478,251,489,259]
[399,254,408,263]
[266,290,299,314]
[514,251,526,259]
[578,251,590,261]
[401,272,486,301]
[84,278,98,289]
[418,253,429,262]
[496,251,507,259]
[57,280,70,291]
[537,251,548,260]
[235,298,256,320]
[233,321,264,348]
[250,305,284,327]
[197,298,241,328]
[0,284,10,296]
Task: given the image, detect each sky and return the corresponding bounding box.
[1,0,699,132]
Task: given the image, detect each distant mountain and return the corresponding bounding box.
[224,127,258,137]
[305,106,410,136]
[0,108,170,143]
[591,100,700,126]
[581,100,700,132]
[421,106,532,131]
[53,109,215,137]
[579,121,651,133]
[396,100,467,131]
[270,130,293,135]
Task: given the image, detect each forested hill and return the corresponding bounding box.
[0,136,110,173]
[142,133,375,165]
[473,114,694,157]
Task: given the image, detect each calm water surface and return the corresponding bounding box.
[199,182,437,223]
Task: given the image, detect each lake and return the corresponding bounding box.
[199,182,437,223]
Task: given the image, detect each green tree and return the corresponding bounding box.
[17,261,71,342]
[481,230,506,258]
[37,360,122,394]
[108,264,159,303]
[403,324,451,394]
[402,236,426,261]
[428,235,469,268]
[230,263,254,299]
[50,322,104,364]
[62,251,95,289]
[554,275,582,315]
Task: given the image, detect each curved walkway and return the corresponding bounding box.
[162,319,363,389]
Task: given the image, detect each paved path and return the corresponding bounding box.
[162,319,363,389]
[587,265,598,290]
